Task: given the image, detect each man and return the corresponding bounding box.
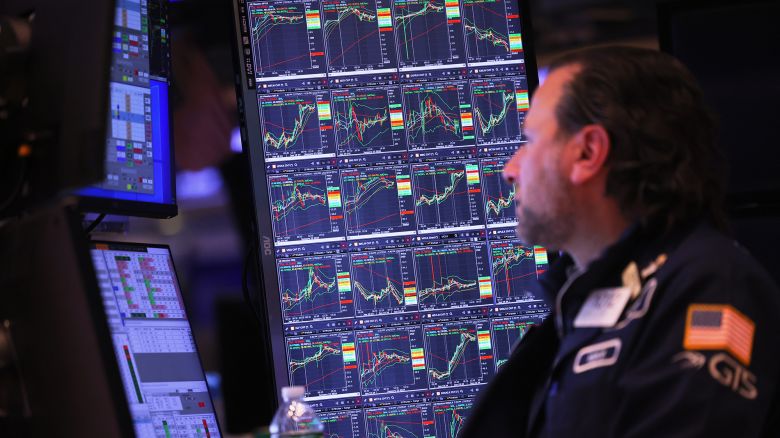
[461,46,780,437]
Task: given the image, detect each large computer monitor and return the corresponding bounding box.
[231,0,547,433]
[90,241,221,437]
[77,0,177,218]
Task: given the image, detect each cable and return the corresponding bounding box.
[84,213,106,234]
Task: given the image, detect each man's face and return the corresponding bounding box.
[503,65,579,248]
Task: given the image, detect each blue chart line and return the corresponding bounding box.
[287,332,358,397]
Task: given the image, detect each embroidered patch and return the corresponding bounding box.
[684,304,755,366]
[573,338,622,374]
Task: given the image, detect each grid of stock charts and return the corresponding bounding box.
[242,0,549,436]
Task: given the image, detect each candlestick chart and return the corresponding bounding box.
[249,0,325,77]
[268,172,344,242]
[414,243,492,310]
[413,162,483,231]
[350,250,417,316]
[277,254,353,322]
[320,410,366,438]
[480,159,516,226]
[332,87,404,155]
[403,83,471,148]
[433,399,473,438]
[365,404,434,438]
[356,327,427,393]
[394,0,465,67]
[322,0,397,72]
[341,167,415,237]
[489,240,544,304]
[424,321,494,388]
[287,332,359,397]
[259,92,334,159]
[491,316,541,370]
[470,79,524,145]
[461,0,524,64]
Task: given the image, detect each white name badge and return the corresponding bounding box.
[573,286,632,328]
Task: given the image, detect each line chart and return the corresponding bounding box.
[461,0,524,64]
[286,332,359,397]
[277,254,353,322]
[365,404,435,438]
[267,171,344,243]
[356,326,427,394]
[341,166,415,238]
[320,410,366,438]
[322,0,397,73]
[428,331,475,381]
[248,0,326,78]
[414,243,493,310]
[424,321,495,388]
[332,87,405,156]
[259,91,335,159]
[479,158,517,226]
[489,240,546,304]
[350,249,417,316]
[393,0,465,68]
[413,161,484,231]
[470,78,525,145]
[433,399,473,438]
[491,315,545,370]
[403,82,473,149]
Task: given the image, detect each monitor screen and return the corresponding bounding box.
[90,241,221,437]
[78,0,177,218]
[232,0,547,433]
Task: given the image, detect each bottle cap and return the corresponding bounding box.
[281,386,305,402]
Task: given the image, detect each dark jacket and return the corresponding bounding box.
[461,220,780,437]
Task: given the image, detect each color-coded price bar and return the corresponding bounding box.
[123,345,144,404]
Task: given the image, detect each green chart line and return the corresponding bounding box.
[429,331,476,380]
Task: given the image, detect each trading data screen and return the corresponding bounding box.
[91,242,220,438]
[235,0,545,434]
[78,0,175,211]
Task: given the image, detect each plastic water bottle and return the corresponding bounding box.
[269,386,324,437]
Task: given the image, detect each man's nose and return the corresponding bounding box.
[502,148,523,184]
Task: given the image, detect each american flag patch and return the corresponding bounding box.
[683,304,755,366]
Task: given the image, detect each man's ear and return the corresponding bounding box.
[569,124,610,185]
